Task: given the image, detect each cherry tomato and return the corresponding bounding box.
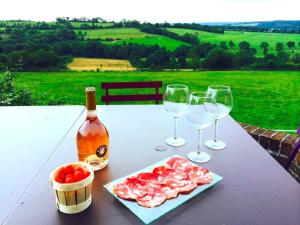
[55,177,64,183]
[82,171,91,179]
[74,166,84,172]
[73,171,84,182]
[63,165,75,174]
[58,172,66,180]
[54,165,90,183]
[65,176,76,183]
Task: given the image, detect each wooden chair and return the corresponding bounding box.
[101,81,163,105]
[285,127,300,170]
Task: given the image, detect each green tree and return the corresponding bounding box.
[145,49,170,69]
[276,42,284,52]
[239,41,250,51]
[187,46,201,70]
[174,45,189,58]
[0,71,33,105]
[190,57,201,70]
[236,47,257,66]
[260,42,269,56]
[4,27,12,34]
[287,41,295,49]
[219,41,227,49]
[177,57,187,68]
[0,54,9,70]
[291,54,300,63]
[229,40,235,48]
[277,51,289,62]
[264,54,277,68]
[203,48,235,69]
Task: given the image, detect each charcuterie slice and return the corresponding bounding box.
[167,156,190,171]
[113,156,213,207]
[137,188,167,208]
[160,185,179,199]
[185,166,213,184]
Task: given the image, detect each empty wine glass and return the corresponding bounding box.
[186,92,216,163]
[205,85,233,150]
[164,84,189,147]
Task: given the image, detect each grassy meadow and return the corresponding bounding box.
[5,70,299,130]
[67,58,136,71]
[71,22,113,28]
[76,26,300,54]
[0,21,40,26]
[78,28,189,50]
[78,28,151,40]
[168,28,300,55]
[112,36,189,51]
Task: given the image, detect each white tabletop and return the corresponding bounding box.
[0,106,84,224]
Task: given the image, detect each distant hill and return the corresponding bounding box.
[201,20,300,33]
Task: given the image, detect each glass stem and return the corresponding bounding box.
[197,129,202,155]
[174,117,178,140]
[214,119,219,143]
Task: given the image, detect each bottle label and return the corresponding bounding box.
[96,145,107,158]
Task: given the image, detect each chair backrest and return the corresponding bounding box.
[285,127,300,169]
[101,81,163,105]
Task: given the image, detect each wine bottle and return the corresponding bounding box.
[76,87,109,171]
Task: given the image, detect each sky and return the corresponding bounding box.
[1,0,300,23]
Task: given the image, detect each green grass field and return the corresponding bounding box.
[112,36,189,51]
[80,28,189,51]
[168,28,300,55]
[0,21,38,26]
[71,22,113,28]
[5,71,299,130]
[78,28,151,40]
[0,21,56,27]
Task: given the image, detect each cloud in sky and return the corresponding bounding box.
[1,0,300,22]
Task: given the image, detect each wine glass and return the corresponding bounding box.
[186,92,216,163]
[164,84,189,147]
[205,85,233,150]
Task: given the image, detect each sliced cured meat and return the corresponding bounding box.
[136,188,167,208]
[114,181,148,200]
[136,172,160,188]
[125,176,146,186]
[136,172,158,181]
[168,169,188,181]
[162,178,189,189]
[127,182,148,198]
[113,156,214,208]
[177,180,197,194]
[153,165,171,177]
[153,166,187,183]
[185,166,212,185]
[113,183,136,200]
[167,156,191,171]
[160,185,178,199]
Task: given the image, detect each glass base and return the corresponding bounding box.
[86,155,108,171]
[165,137,186,147]
[154,145,168,151]
[187,151,211,163]
[205,140,226,150]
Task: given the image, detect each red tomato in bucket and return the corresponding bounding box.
[55,164,91,184]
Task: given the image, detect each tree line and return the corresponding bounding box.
[140,24,199,44]
[0,26,300,71]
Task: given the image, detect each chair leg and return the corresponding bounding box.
[285,141,300,170]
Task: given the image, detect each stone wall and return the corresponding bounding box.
[239,123,300,182]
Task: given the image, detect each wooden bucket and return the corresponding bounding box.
[50,162,94,214]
